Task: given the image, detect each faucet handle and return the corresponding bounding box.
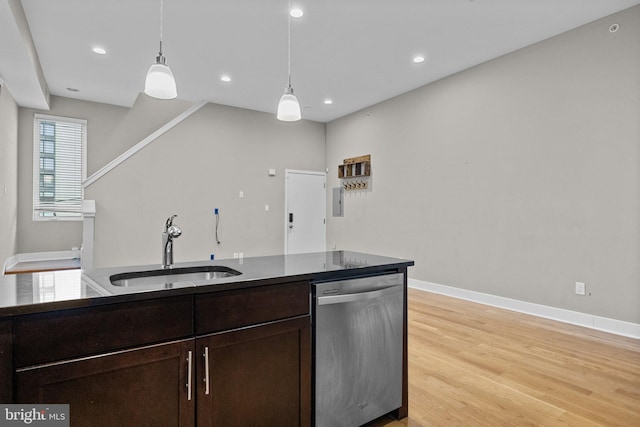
[168,224,182,238]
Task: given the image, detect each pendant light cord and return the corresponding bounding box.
[287,0,292,87]
[159,0,164,55]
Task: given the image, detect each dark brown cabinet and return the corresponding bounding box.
[194,281,311,427]
[13,295,194,367]
[16,340,194,426]
[0,319,12,403]
[195,281,310,334]
[196,316,310,427]
[10,281,311,427]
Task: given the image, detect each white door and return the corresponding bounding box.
[285,170,326,254]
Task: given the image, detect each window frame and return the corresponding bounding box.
[32,114,87,222]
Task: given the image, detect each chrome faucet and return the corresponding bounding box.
[162,214,182,269]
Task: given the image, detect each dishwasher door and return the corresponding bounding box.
[314,273,404,427]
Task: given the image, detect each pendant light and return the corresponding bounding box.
[145,0,177,99]
[277,1,301,121]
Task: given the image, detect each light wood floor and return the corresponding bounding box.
[369,288,640,427]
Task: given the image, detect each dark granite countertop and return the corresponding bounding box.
[0,251,413,317]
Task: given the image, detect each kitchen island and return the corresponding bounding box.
[0,251,413,426]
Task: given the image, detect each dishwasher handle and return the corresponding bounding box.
[317,284,401,306]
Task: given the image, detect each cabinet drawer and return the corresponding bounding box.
[14,295,193,367]
[195,282,309,334]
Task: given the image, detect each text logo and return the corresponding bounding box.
[0,405,69,426]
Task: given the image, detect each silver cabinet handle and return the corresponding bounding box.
[203,346,210,395]
[186,350,193,401]
[317,285,401,306]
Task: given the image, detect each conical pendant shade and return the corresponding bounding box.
[277,1,301,121]
[277,85,301,121]
[145,56,177,99]
[145,0,177,100]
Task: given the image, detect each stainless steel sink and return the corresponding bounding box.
[110,265,242,287]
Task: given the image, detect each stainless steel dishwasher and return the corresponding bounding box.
[313,273,404,427]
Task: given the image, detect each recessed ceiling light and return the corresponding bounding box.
[92,47,106,55]
[323,99,333,105]
[412,55,425,64]
[220,75,231,82]
[290,8,303,18]
[66,88,79,92]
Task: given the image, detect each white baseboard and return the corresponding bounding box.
[408,279,640,340]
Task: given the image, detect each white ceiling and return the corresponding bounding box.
[1,0,638,123]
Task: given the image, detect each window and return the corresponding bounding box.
[33,114,87,220]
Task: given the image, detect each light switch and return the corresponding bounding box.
[265,204,270,211]
[239,191,244,199]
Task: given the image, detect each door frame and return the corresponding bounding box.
[284,169,327,255]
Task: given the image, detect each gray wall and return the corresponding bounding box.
[0,85,18,264]
[7,6,638,325]
[17,96,129,253]
[95,94,195,176]
[326,6,640,323]
[85,102,325,268]
[14,93,325,267]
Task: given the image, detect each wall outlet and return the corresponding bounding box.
[575,281,586,296]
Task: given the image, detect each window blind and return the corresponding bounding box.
[33,114,87,220]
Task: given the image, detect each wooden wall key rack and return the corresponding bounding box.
[339,154,371,190]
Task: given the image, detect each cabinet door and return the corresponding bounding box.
[0,319,12,402]
[16,339,195,427]
[196,316,311,427]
